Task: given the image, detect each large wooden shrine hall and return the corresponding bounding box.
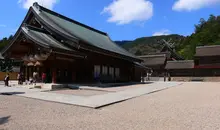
[1,2,146,83]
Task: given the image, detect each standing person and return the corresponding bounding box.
[20,73,24,85]
[164,72,166,82]
[168,73,171,81]
[42,72,46,83]
[4,73,10,87]
[33,72,38,85]
[17,73,21,85]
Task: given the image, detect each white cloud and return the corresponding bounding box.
[0,24,6,27]
[18,0,59,9]
[172,0,220,11]
[153,29,171,36]
[101,0,153,25]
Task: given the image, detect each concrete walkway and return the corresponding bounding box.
[0,82,182,108]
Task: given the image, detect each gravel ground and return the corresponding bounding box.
[1,82,220,130]
[49,89,109,96]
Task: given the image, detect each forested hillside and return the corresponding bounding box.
[0,35,13,51]
[177,15,220,59]
[117,14,220,59]
[119,34,185,56]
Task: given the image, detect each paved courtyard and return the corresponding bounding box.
[49,89,110,96]
[0,82,181,108]
[1,82,220,130]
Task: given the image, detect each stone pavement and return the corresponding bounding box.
[0,82,182,108]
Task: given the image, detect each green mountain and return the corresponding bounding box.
[119,34,185,56]
[117,14,220,59]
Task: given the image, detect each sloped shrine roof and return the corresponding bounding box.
[138,54,166,67]
[165,60,194,70]
[148,52,171,58]
[195,45,220,57]
[32,3,140,62]
[22,26,72,51]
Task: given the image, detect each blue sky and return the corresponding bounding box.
[0,0,220,40]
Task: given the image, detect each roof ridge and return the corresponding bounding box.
[33,2,108,36]
[197,45,220,49]
[167,60,194,63]
[138,54,166,58]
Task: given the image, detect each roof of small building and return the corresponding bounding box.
[133,62,150,70]
[195,45,220,57]
[147,52,171,58]
[165,60,194,70]
[138,54,167,67]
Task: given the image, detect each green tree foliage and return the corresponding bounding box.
[135,50,142,56]
[0,35,13,51]
[120,34,185,55]
[0,35,14,72]
[178,14,220,59]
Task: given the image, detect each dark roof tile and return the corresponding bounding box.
[32,3,139,61]
[138,54,166,66]
[165,60,194,69]
[195,45,220,57]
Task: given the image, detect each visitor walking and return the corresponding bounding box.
[33,72,38,85]
[164,72,166,82]
[4,73,10,87]
[17,73,21,85]
[168,73,171,81]
[20,73,24,84]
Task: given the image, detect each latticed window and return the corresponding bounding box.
[115,68,120,78]
[109,67,114,77]
[102,66,108,75]
[94,65,100,78]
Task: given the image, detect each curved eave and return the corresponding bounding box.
[21,27,50,49]
[1,28,49,58]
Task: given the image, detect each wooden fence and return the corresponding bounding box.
[0,72,18,81]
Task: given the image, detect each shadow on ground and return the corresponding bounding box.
[69,82,154,89]
[0,92,25,96]
[0,116,11,125]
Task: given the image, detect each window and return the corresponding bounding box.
[115,68,120,78]
[102,66,108,75]
[94,65,100,78]
[109,67,114,77]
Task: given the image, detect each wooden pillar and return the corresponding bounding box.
[26,66,29,81]
[52,68,56,84]
[72,71,75,83]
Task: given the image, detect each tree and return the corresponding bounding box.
[0,35,13,51]
[135,50,142,56]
